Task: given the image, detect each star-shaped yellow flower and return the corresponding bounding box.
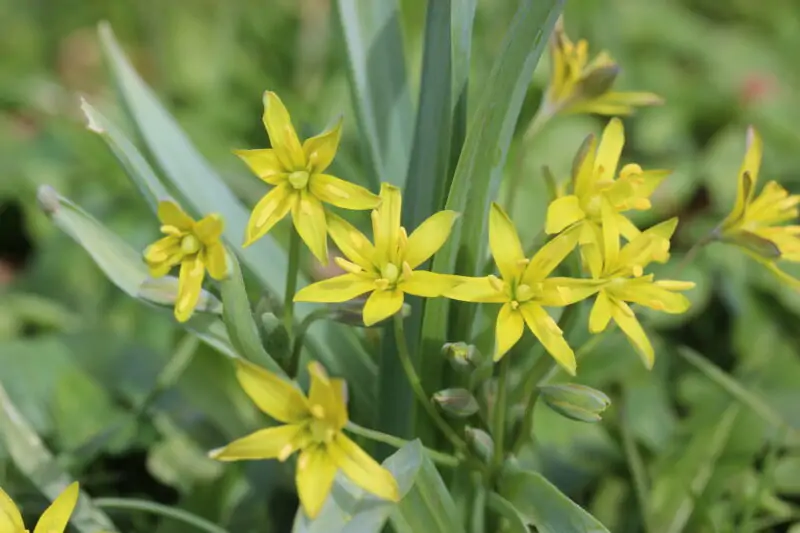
[446,203,602,375]
[545,118,670,277]
[1,482,78,533]
[144,200,228,322]
[210,359,399,519]
[236,92,380,263]
[544,18,662,116]
[294,183,460,326]
[719,127,800,287]
[588,217,694,367]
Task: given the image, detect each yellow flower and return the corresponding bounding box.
[144,200,228,323]
[294,183,460,326]
[446,203,602,374]
[719,127,800,287]
[236,92,380,263]
[588,217,694,367]
[209,359,400,519]
[1,482,79,533]
[545,118,670,277]
[544,18,662,116]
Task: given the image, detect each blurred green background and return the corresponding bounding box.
[2,0,800,532]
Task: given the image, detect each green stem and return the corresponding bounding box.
[135,335,199,421]
[94,498,229,533]
[288,307,331,376]
[621,391,651,533]
[283,226,302,336]
[491,357,510,473]
[510,353,554,455]
[393,314,468,454]
[346,421,460,467]
[675,229,717,277]
[504,105,555,218]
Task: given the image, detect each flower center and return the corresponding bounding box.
[308,407,336,444]
[181,235,201,254]
[288,170,310,190]
[381,263,400,284]
[584,194,602,218]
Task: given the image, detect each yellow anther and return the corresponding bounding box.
[488,275,504,292]
[180,235,201,255]
[374,278,390,290]
[402,261,414,280]
[334,256,363,275]
[510,300,520,310]
[516,258,530,268]
[311,405,325,419]
[160,225,182,236]
[632,198,651,210]
[278,443,295,462]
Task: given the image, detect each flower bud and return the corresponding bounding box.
[538,383,611,423]
[433,388,479,418]
[465,426,494,464]
[576,64,619,99]
[260,312,290,359]
[441,341,482,371]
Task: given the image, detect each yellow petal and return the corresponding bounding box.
[329,433,400,502]
[610,298,654,368]
[309,173,380,210]
[524,228,580,283]
[294,273,375,303]
[494,302,524,361]
[373,183,402,264]
[519,303,577,376]
[363,288,404,326]
[263,91,306,170]
[545,195,586,235]
[292,189,329,264]
[33,482,79,533]
[203,242,229,281]
[175,255,205,322]
[539,277,604,306]
[209,425,303,461]
[739,126,763,196]
[595,91,664,107]
[404,210,459,269]
[234,149,287,185]
[296,447,338,519]
[401,270,460,297]
[573,134,598,199]
[0,486,24,532]
[307,361,348,431]
[489,202,525,283]
[616,213,641,241]
[144,235,181,265]
[234,359,310,423]
[157,200,194,230]
[326,212,376,271]
[601,197,620,271]
[193,213,224,245]
[244,183,294,247]
[595,118,624,182]
[303,117,342,174]
[445,276,507,303]
[589,290,612,332]
[611,276,692,313]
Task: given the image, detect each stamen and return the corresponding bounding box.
[402,261,414,280]
[374,278,390,290]
[334,256,363,275]
[510,300,520,310]
[278,443,295,462]
[488,275,504,292]
[311,405,325,419]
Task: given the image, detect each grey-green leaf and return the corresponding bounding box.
[500,470,610,533]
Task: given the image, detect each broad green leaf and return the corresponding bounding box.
[291,440,425,533]
[220,251,285,375]
[335,0,413,189]
[421,0,563,408]
[37,185,239,360]
[500,470,610,533]
[487,492,528,533]
[97,23,377,420]
[0,381,119,533]
[80,97,169,210]
[775,456,800,495]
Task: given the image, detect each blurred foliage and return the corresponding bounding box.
[2,0,800,532]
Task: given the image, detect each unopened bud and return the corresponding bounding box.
[539,383,611,423]
[442,341,482,371]
[465,427,494,464]
[576,64,619,99]
[260,312,291,358]
[433,388,479,418]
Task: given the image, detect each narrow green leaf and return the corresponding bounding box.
[97,23,377,420]
[722,230,781,259]
[487,492,528,533]
[0,381,119,533]
[220,250,286,375]
[80,98,169,210]
[448,0,476,196]
[678,346,798,433]
[37,185,239,360]
[421,0,563,407]
[335,0,413,188]
[500,470,610,533]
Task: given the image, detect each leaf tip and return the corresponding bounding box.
[37,185,61,215]
[79,97,104,134]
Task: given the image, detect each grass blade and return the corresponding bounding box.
[0,381,119,533]
[335,0,413,188]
